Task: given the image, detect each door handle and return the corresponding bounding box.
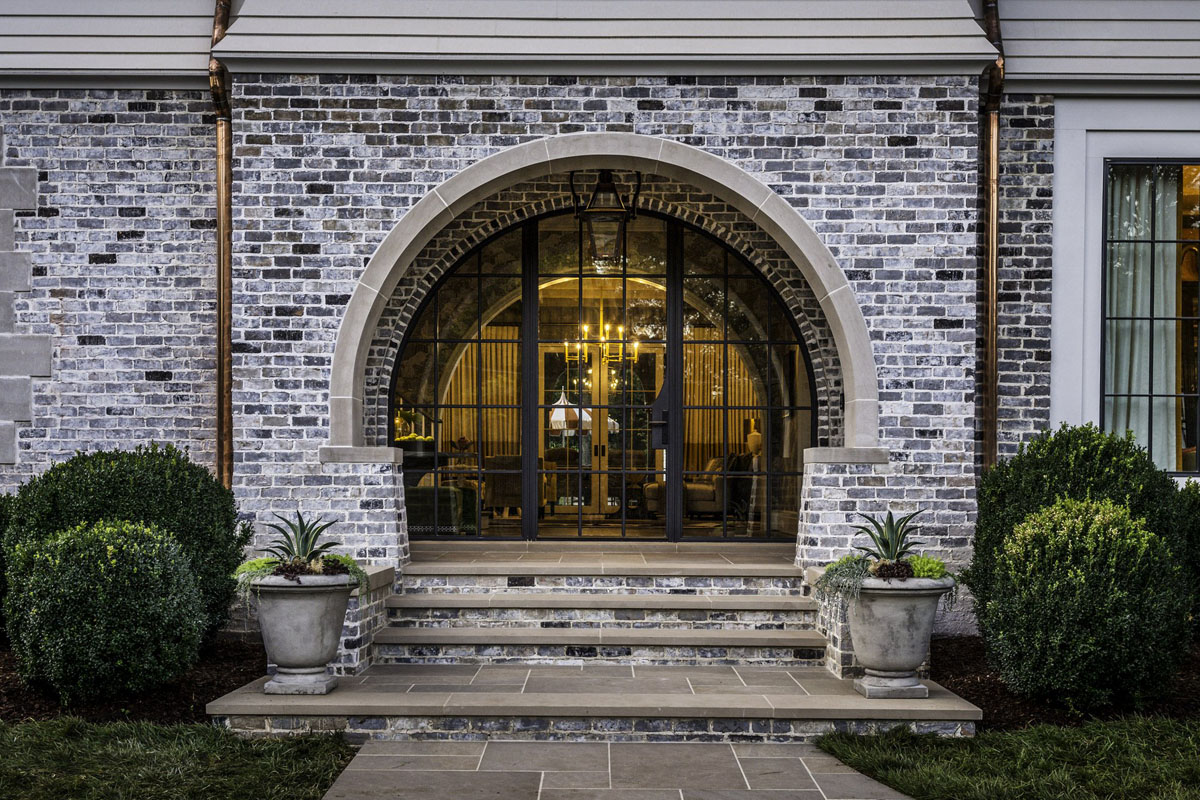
[649,410,668,447]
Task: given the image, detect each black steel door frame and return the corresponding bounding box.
[519,217,684,541]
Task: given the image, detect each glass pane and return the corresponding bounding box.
[480,228,522,274]
[727,343,768,405]
[639,472,668,519]
[481,470,523,529]
[394,340,438,406]
[580,277,625,341]
[1103,320,1150,395]
[626,215,667,274]
[1174,242,1200,322]
[683,277,724,338]
[769,344,807,409]
[439,341,477,407]
[538,214,578,275]
[1105,243,1152,318]
[726,278,770,341]
[1107,164,1155,240]
[610,349,661,408]
[683,227,725,275]
[437,472,479,536]
[481,407,521,459]
[1184,396,1199,473]
[1105,395,1147,441]
[437,276,479,340]
[767,473,802,539]
[1151,396,1186,471]
[439,406,480,458]
[480,341,521,404]
[682,470,724,529]
[683,409,725,472]
[627,278,667,342]
[768,408,811,473]
[480,276,522,336]
[539,276,579,343]
[768,292,799,343]
[684,342,724,405]
[726,409,765,469]
[1153,320,1188,395]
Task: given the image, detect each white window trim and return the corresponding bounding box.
[1049,99,1200,440]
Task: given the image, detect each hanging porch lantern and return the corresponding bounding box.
[570,169,641,264]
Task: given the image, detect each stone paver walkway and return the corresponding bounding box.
[323,741,912,800]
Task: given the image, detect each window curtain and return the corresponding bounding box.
[1106,166,1179,469]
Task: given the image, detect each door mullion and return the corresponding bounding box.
[521,221,540,540]
[666,221,684,542]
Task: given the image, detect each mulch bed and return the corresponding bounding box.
[0,637,266,725]
[932,635,1200,732]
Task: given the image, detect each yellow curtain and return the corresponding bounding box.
[683,330,762,472]
[441,326,521,458]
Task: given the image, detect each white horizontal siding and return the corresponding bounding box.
[1001,0,1200,88]
[212,0,997,75]
[0,0,212,85]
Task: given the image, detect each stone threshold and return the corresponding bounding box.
[375,627,826,648]
[405,562,807,577]
[387,593,816,611]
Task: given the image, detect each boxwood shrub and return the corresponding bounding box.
[4,519,203,704]
[964,423,1191,629]
[0,492,11,633]
[984,497,1191,712]
[2,444,251,636]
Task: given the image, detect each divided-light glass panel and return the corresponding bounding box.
[392,210,819,538]
[1102,161,1200,473]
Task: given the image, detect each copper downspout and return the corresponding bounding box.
[210,0,233,488]
[981,0,1005,469]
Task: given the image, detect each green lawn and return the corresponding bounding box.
[819,717,1200,800]
[0,718,353,800]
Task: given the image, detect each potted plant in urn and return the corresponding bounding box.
[814,509,955,699]
[234,512,367,695]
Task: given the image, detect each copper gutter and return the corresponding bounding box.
[210,0,233,488]
[981,0,1005,469]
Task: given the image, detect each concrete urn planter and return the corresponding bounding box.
[252,574,354,695]
[848,576,954,699]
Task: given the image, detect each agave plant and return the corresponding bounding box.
[262,511,339,568]
[852,509,924,562]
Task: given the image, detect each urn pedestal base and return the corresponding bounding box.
[265,669,340,695]
[854,670,928,699]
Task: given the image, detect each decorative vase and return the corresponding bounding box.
[252,574,354,695]
[847,576,955,699]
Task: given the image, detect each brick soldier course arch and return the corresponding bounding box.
[323,132,882,463]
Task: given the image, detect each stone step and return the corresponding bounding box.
[386,591,817,630]
[373,626,827,666]
[404,561,807,577]
[402,572,807,596]
[207,664,982,742]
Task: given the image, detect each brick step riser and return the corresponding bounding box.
[402,576,810,595]
[214,715,975,743]
[374,643,826,667]
[386,608,817,630]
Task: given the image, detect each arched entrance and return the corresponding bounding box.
[389,209,817,540]
[321,133,885,550]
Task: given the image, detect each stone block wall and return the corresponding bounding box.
[995,94,1054,456]
[0,89,217,491]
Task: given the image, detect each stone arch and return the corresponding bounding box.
[325,133,879,456]
[362,179,842,449]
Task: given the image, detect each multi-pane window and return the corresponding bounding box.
[1103,162,1200,472]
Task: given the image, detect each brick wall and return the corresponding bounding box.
[230,73,981,579]
[0,89,217,491]
[995,94,1054,456]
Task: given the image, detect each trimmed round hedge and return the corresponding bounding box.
[4,519,204,704]
[0,492,11,633]
[964,423,1192,628]
[984,497,1191,712]
[2,444,251,637]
